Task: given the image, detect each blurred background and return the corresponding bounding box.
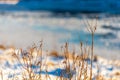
[0,0,120,59]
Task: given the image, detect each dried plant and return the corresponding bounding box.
[0,70,3,80]
[1,17,103,80]
[84,17,97,80]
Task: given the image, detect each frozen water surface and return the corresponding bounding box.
[0,12,120,59]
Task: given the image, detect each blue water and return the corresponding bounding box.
[1,0,120,14]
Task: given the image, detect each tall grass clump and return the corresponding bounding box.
[9,18,98,80]
[12,41,45,80]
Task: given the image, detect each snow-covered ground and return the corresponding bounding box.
[0,47,120,80]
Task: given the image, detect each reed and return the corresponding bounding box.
[85,17,97,80]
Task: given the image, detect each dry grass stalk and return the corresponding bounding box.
[0,70,3,80]
[85,17,97,80]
